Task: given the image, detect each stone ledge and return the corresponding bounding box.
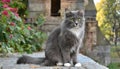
[0,52,108,69]
[1,65,85,69]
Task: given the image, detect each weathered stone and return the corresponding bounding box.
[29,0,44,3]
[0,52,108,69]
[2,65,85,69]
[29,4,45,12]
[2,65,29,69]
[40,24,59,32]
[2,63,85,69]
[82,63,108,69]
[0,64,2,69]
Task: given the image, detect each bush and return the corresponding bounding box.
[108,63,120,69]
[0,0,47,54]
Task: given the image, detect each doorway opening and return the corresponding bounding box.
[51,0,61,16]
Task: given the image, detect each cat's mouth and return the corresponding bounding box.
[74,25,81,29]
[73,26,81,30]
[73,23,82,29]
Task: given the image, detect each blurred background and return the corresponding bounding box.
[0,0,120,69]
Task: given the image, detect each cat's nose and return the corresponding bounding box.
[75,23,78,25]
[75,21,79,25]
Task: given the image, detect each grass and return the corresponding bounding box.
[111,45,120,58]
[108,45,120,69]
[108,63,120,69]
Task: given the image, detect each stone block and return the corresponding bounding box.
[0,64,2,69]
[40,24,59,32]
[2,65,85,69]
[29,0,44,3]
[29,3,45,12]
[86,46,111,66]
[0,52,108,69]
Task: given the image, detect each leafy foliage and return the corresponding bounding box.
[96,0,120,45]
[10,0,28,18]
[0,0,47,54]
[108,63,120,69]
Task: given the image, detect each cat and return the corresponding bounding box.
[17,9,85,67]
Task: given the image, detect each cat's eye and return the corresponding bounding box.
[78,18,81,21]
[70,18,74,21]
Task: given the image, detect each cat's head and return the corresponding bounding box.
[63,9,85,29]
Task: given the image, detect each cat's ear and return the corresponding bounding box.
[65,8,70,13]
[65,8,72,17]
[78,10,84,16]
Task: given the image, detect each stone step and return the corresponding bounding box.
[0,52,108,69]
[40,24,59,32]
[1,65,85,69]
[40,17,62,32]
[44,17,62,24]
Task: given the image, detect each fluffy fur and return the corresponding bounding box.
[17,9,85,66]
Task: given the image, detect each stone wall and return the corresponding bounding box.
[28,0,46,17]
[28,0,85,18]
[79,16,111,66]
[61,0,84,17]
[0,52,108,69]
[84,18,97,51]
[27,0,85,31]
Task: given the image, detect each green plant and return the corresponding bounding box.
[108,63,120,69]
[10,0,28,18]
[0,0,47,54]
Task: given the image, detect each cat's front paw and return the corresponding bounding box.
[64,63,71,67]
[56,62,63,66]
[75,63,82,67]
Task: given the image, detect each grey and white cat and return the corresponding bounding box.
[17,9,85,67]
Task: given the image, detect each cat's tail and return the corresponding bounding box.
[17,55,45,65]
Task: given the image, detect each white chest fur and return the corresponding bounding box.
[69,27,84,38]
